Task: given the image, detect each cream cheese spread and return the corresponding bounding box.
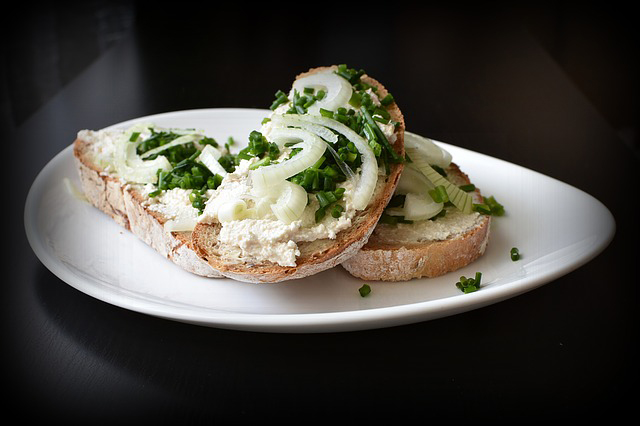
[372,209,482,244]
[199,158,360,267]
[78,129,118,173]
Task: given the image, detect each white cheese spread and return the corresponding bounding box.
[199,159,360,267]
[78,129,118,173]
[371,208,483,244]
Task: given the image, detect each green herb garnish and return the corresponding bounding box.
[456,272,482,294]
[510,247,521,261]
[429,185,449,203]
[358,283,372,297]
[473,195,505,216]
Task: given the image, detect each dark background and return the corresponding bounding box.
[3,1,638,423]
[4,1,638,150]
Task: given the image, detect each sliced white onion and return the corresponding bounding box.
[245,197,275,220]
[386,164,443,220]
[271,114,355,180]
[270,181,308,224]
[270,114,338,143]
[139,133,202,159]
[404,131,452,168]
[395,164,436,195]
[291,70,353,114]
[284,114,377,211]
[406,147,473,214]
[199,144,228,176]
[250,127,326,192]
[218,199,249,223]
[386,192,443,221]
[113,125,171,184]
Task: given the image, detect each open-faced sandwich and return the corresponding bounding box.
[192,65,405,282]
[73,64,405,283]
[342,132,492,281]
[73,123,227,278]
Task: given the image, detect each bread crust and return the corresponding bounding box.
[341,164,491,281]
[72,137,223,278]
[192,65,405,283]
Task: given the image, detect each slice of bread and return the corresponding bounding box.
[73,131,223,278]
[341,163,491,281]
[192,66,405,283]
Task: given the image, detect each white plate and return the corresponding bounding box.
[24,108,616,333]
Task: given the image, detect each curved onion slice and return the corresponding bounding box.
[285,114,377,211]
[271,114,355,180]
[404,131,452,168]
[270,114,338,143]
[395,164,436,195]
[218,199,249,223]
[385,192,443,221]
[250,127,326,192]
[291,71,353,114]
[113,125,171,184]
[198,144,228,176]
[270,181,308,224]
[386,164,443,220]
[406,147,473,214]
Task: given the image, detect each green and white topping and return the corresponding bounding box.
[381,131,475,225]
[92,65,402,266]
[197,65,403,265]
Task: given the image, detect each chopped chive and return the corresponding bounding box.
[380,93,395,106]
[474,271,482,286]
[316,191,330,208]
[432,165,447,177]
[429,185,449,203]
[249,157,271,170]
[374,107,391,120]
[331,204,344,218]
[484,195,505,216]
[473,203,492,215]
[456,273,482,293]
[129,132,141,142]
[360,106,403,163]
[358,284,371,297]
[323,176,335,191]
[324,190,337,204]
[301,169,316,188]
[311,156,325,170]
[322,165,339,179]
[363,122,377,142]
[348,91,362,108]
[510,247,521,261]
[459,183,476,192]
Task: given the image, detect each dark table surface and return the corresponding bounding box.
[5,4,638,423]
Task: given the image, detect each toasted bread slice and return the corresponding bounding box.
[341,163,491,281]
[192,66,405,283]
[73,132,223,278]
